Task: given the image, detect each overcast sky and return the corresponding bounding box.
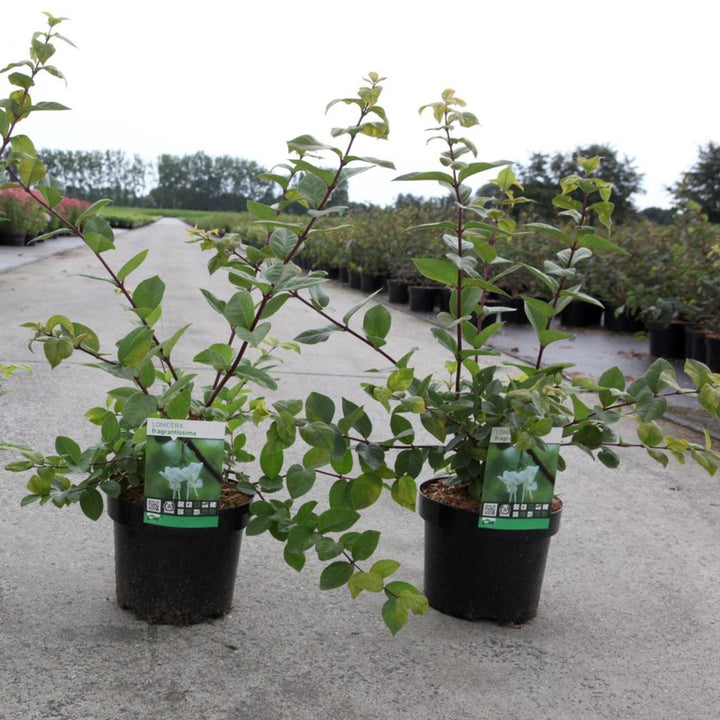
[5,1,718,209]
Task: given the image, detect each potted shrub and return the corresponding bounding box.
[4,16,720,635]
[1,16,427,632]
[373,90,720,622]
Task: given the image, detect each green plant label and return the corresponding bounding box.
[478,427,561,530]
[144,419,226,528]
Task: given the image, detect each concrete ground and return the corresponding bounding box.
[0,219,718,720]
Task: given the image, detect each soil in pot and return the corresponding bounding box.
[418,480,562,624]
[108,482,253,625]
[348,268,362,290]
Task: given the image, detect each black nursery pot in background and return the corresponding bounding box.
[359,272,385,294]
[648,320,686,359]
[560,300,603,328]
[408,285,438,313]
[603,302,644,333]
[418,481,562,623]
[387,278,409,304]
[108,495,252,625]
[706,333,720,372]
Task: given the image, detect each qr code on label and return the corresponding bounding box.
[146,498,161,513]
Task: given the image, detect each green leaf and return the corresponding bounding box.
[317,508,360,533]
[523,297,555,333]
[356,443,385,471]
[117,249,149,282]
[120,393,158,428]
[598,366,626,407]
[371,559,400,578]
[319,561,354,590]
[295,326,340,344]
[638,420,664,447]
[82,215,115,253]
[636,394,668,422]
[224,290,255,329]
[200,288,226,316]
[598,448,620,468]
[79,487,103,520]
[299,422,337,451]
[537,329,573,346]
[283,545,306,572]
[55,436,81,463]
[247,200,277,220]
[412,258,458,286]
[133,275,165,313]
[306,392,335,424]
[43,337,73,368]
[340,398,372,438]
[101,414,120,443]
[458,160,509,182]
[117,327,154,367]
[363,304,391,346]
[387,367,414,392]
[381,597,408,635]
[287,465,316,498]
[348,530,381,561]
[297,173,327,209]
[269,227,299,258]
[391,475,417,510]
[394,170,454,184]
[193,343,234,371]
[350,473,382,509]
[348,571,384,597]
[260,441,284,477]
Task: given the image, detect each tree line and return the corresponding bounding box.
[38,149,276,212]
[36,143,720,223]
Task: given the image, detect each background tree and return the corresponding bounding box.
[40,148,152,206]
[672,141,720,223]
[513,143,644,223]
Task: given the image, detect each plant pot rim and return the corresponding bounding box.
[418,478,562,538]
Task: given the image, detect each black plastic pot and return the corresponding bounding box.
[408,285,438,312]
[0,233,27,246]
[418,480,561,623]
[684,325,707,361]
[706,333,720,372]
[348,268,362,290]
[503,297,529,325]
[107,495,251,625]
[602,302,644,333]
[560,300,603,328]
[648,320,685,359]
[359,272,385,294]
[387,278,409,304]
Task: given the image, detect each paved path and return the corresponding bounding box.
[1,219,718,720]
